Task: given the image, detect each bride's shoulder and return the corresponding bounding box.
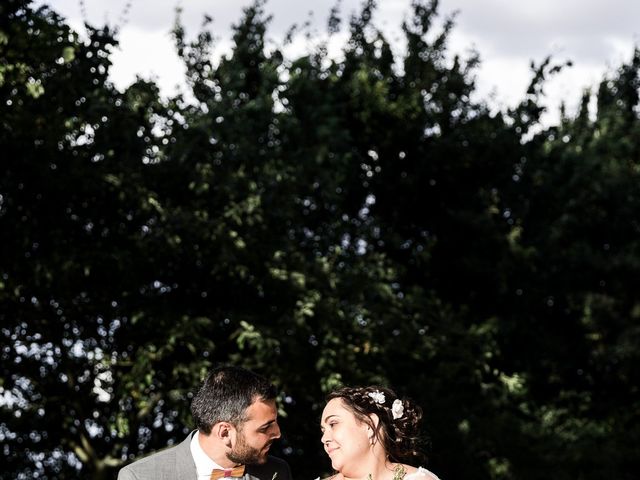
[402,465,442,480]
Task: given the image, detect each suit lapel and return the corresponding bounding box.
[175,431,198,480]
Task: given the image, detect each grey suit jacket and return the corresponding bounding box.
[117,431,293,480]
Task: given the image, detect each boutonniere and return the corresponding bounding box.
[272,473,278,480]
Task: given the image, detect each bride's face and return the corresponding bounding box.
[320,398,372,475]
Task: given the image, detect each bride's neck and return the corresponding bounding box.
[342,458,399,480]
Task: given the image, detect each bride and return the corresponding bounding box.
[319,386,441,480]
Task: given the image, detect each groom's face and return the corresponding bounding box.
[227,398,281,464]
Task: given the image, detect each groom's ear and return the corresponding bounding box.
[213,422,235,442]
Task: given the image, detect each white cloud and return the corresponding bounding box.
[109,26,186,95]
[40,0,640,124]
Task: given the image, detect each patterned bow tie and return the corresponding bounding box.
[210,465,245,480]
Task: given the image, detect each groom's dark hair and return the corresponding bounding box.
[191,365,277,434]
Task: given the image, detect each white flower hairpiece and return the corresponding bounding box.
[367,390,386,404]
[391,399,404,420]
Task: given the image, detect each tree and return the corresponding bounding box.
[3,0,640,479]
[1,1,167,478]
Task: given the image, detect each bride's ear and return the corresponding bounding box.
[367,413,380,443]
[368,413,380,429]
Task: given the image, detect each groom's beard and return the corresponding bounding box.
[227,431,271,465]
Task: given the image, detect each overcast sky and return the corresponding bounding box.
[41,0,640,125]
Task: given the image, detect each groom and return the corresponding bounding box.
[118,365,292,480]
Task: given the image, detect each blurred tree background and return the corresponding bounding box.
[1,0,639,478]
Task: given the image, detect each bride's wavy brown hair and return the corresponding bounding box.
[326,385,427,463]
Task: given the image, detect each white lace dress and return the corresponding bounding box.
[405,467,441,480]
[316,466,441,480]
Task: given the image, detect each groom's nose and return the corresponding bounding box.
[271,422,281,439]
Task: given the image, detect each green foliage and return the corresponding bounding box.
[1,1,639,479]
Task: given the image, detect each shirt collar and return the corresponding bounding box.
[190,431,226,479]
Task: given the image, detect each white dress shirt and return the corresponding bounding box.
[190,431,228,479]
